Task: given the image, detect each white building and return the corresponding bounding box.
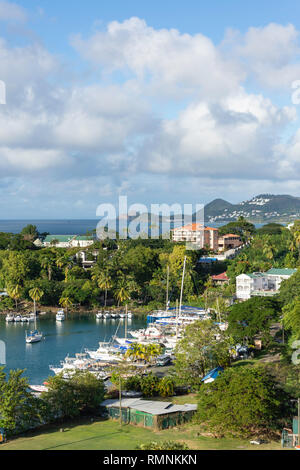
[236,268,297,300]
[42,235,94,248]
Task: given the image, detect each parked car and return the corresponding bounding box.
[156,354,172,366]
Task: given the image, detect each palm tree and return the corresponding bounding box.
[29,287,44,315]
[59,296,73,312]
[114,280,130,307]
[97,271,113,307]
[7,284,22,310]
[145,343,162,364]
[40,256,54,281]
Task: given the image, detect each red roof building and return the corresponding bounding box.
[211,272,229,284]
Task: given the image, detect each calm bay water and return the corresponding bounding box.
[0,314,146,385]
[0,220,100,235]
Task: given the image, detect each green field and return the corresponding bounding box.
[0,418,282,451]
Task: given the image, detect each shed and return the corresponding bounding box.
[101,398,197,430]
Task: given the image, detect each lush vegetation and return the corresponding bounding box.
[0,367,105,437]
[196,366,291,438]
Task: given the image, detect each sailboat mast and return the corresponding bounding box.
[125,304,128,339]
[176,298,179,342]
[179,256,187,319]
[166,265,169,311]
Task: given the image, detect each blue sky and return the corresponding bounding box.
[1,1,300,218]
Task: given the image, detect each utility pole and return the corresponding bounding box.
[216,296,221,323]
[176,299,179,342]
[298,397,300,447]
[166,265,170,311]
[119,374,122,427]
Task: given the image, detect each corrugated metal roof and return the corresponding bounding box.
[44,235,75,243]
[101,398,197,415]
[266,268,297,276]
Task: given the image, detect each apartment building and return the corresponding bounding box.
[172,223,219,251]
[218,233,243,252]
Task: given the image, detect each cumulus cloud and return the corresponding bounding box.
[138,89,297,180]
[71,17,244,99]
[0,0,27,23]
[223,23,300,88]
[1,16,300,216]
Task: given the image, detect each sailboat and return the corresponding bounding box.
[26,302,43,344]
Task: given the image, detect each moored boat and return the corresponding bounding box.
[5,314,14,323]
[56,309,65,322]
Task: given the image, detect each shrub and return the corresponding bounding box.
[139,373,160,397]
[157,376,175,397]
[136,440,189,450]
[196,365,291,438]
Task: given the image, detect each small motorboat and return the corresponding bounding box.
[14,315,22,323]
[56,309,65,322]
[96,312,103,319]
[5,314,14,323]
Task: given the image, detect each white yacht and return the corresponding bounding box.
[96,311,103,319]
[5,314,14,323]
[129,326,162,340]
[56,309,65,322]
[85,342,123,362]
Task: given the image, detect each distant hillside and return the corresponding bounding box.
[204,194,300,223]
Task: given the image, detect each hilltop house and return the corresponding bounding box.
[42,235,94,249]
[218,234,243,252]
[236,268,297,300]
[172,223,219,251]
[211,272,229,285]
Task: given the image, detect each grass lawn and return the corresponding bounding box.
[0,418,282,451]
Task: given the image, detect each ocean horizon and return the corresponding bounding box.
[0,219,264,236]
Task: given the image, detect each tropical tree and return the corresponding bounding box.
[174,320,231,388]
[59,296,73,311]
[97,271,113,307]
[196,366,290,438]
[6,284,22,310]
[29,287,44,314]
[114,279,131,306]
[0,367,44,436]
[40,255,55,281]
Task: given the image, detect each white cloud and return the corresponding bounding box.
[1,17,300,216]
[139,89,297,180]
[223,23,300,89]
[71,17,244,99]
[0,1,27,23]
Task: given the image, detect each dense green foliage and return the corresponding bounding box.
[196,366,290,437]
[42,370,105,421]
[174,320,231,388]
[228,297,281,345]
[0,367,45,436]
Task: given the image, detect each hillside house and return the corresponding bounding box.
[236,268,297,300]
